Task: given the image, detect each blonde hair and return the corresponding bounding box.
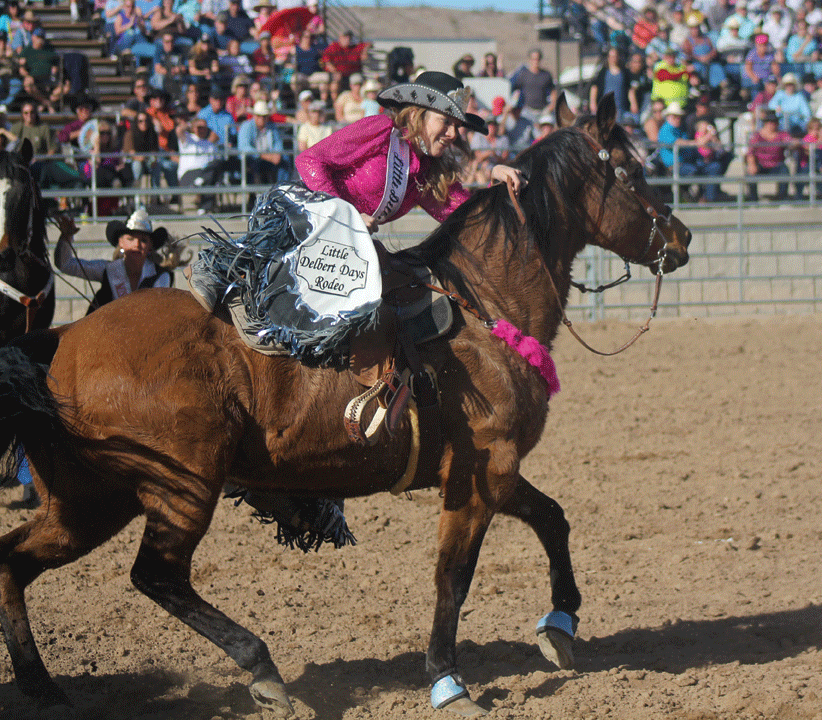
[393,106,470,205]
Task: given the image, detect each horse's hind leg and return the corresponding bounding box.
[0,494,141,706]
[499,474,581,669]
[130,489,294,717]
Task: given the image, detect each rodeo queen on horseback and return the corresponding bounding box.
[54,207,187,315]
[188,71,526,551]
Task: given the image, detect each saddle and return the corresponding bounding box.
[188,254,453,492]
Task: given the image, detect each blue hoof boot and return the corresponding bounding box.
[536,611,576,670]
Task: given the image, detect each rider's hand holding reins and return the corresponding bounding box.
[490,164,526,194]
[56,214,79,243]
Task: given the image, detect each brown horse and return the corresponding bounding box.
[0,95,690,717]
[0,140,54,346]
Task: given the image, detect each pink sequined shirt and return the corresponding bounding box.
[295,113,471,224]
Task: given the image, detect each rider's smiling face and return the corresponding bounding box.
[420,110,461,157]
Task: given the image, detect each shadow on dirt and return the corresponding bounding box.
[1,605,818,719]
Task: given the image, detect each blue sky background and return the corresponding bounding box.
[358,1,541,14]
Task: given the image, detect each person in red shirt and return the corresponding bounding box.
[321,29,370,103]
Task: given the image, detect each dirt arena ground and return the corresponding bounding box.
[1,314,821,720]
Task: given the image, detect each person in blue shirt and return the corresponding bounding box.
[237,99,290,185]
[197,83,236,146]
[656,101,730,202]
[768,73,812,135]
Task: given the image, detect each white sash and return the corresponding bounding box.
[373,128,410,225]
[107,260,131,300]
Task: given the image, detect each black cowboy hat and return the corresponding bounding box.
[69,92,99,113]
[377,70,488,134]
[105,208,168,249]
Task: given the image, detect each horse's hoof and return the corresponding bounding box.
[537,627,575,670]
[249,678,294,717]
[442,696,489,717]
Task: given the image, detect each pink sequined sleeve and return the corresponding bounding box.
[417,180,472,224]
[295,114,394,198]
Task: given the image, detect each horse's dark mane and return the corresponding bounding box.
[0,150,34,186]
[410,127,600,299]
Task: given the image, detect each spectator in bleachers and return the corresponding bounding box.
[322,29,370,102]
[631,5,660,53]
[627,51,652,123]
[643,97,667,142]
[769,71,812,133]
[219,35,253,78]
[701,0,733,34]
[468,116,510,185]
[590,46,631,119]
[294,29,325,80]
[200,0,232,26]
[0,106,13,151]
[212,12,232,53]
[743,33,777,94]
[499,99,535,153]
[250,30,275,82]
[175,114,222,213]
[785,18,817,66]
[361,78,382,117]
[534,113,556,142]
[297,99,332,151]
[57,92,98,150]
[111,0,150,55]
[224,0,254,45]
[250,0,273,41]
[762,6,793,50]
[173,0,205,42]
[121,74,150,124]
[0,2,23,43]
[151,30,187,95]
[510,48,557,123]
[83,119,133,192]
[478,52,504,78]
[681,0,705,29]
[452,54,475,80]
[182,79,206,116]
[750,73,779,127]
[18,26,61,113]
[655,100,729,202]
[681,14,726,88]
[805,0,822,28]
[651,45,690,104]
[187,34,219,86]
[801,72,817,106]
[668,5,690,49]
[121,108,161,195]
[0,32,22,106]
[306,0,324,37]
[145,87,178,191]
[10,8,35,54]
[585,0,636,48]
[716,16,750,88]
[227,73,253,122]
[334,72,365,125]
[796,115,822,196]
[646,22,673,65]
[151,0,187,41]
[746,108,800,201]
[198,83,235,147]
[237,99,289,185]
[720,0,757,42]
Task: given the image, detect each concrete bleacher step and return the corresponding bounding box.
[43,21,93,41]
[31,3,75,24]
[51,37,107,58]
[94,76,134,95]
[88,58,121,77]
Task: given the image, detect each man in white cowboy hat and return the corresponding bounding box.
[237,99,290,185]
[768,71,812,134]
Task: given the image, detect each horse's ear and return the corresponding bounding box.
[596,93,617,143]
[555,92,575,128]
[20,139,33,166]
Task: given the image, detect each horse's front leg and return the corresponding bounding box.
[499,474,581,670]
[426,486,495,717]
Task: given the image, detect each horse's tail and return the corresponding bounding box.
[0,328,64,487]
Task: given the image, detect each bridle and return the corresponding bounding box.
[0,164,54,333]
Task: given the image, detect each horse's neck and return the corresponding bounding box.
[445,225,579,349]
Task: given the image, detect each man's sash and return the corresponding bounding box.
[373,128,410,225]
